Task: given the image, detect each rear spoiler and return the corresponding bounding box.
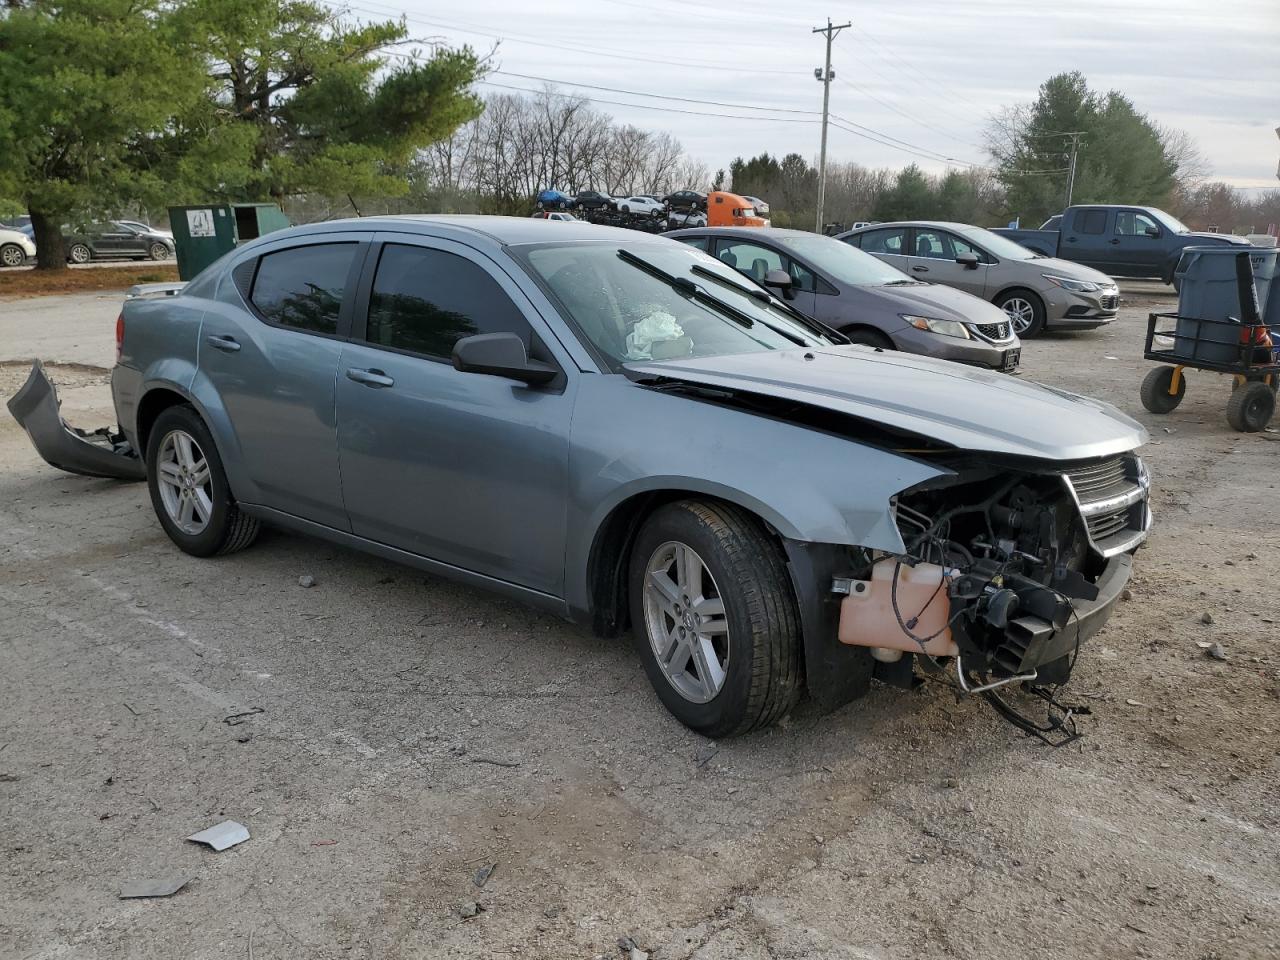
[125,281,186,300]
[5,361,145,480]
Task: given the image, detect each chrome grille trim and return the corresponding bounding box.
[1061,454,1151,557]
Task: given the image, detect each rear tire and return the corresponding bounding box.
[843,327,895,350]
[629,499,801,738]
[68,243,91,264]
[1140,365,1185,414]
[149,241,170,261]
[1226,381,1275,433]
[996,288,1046,338]
[146,405,260,557]
[1,243,26,267]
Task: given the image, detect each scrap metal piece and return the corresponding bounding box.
[5,361,144,480]
[119,874,192,898]
[186,820,250,852]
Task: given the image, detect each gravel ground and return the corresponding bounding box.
[1,283,1277,960]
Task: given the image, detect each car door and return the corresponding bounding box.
[905,228,989,297]
[851,226,910,275]
[1062,208,1111,271]
[111,222,148,257]
[711,238,820,316]
[1113,209,1165,275]
[198,235,367,530]
[334,234,575,596]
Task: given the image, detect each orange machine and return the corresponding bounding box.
[706,191,768,228]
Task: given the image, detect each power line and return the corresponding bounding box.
[476,80,819,123]
[834,74,984,151]
[830,112,977,165]
[492,71,820,116]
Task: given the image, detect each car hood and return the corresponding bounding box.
[626,346,1147,461]
[1031,256,1116,286]
[1181,231,1250,245]
[862,281,1011,325]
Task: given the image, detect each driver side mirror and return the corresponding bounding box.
[452,333,558,386]
[955,252,981,269]
[763,268,796,300]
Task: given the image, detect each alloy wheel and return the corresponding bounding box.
[69,244,90,264]
[642,540,730,703]
[156,429,213,535]
[1003,297,1035,333]
[1,245,23,267]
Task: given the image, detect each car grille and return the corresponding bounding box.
[971,321,1013,342]
[1061,455,1150,556]
[1100,294,1119,310]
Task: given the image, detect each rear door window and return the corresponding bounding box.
[364,244,531,359]
[1078,210,1108,234]
[857,227,907,255]
[250,243,358,335]
[675,236,709,251]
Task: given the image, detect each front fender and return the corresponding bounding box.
[563,374,948,613]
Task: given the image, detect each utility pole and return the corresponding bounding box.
[813,18,850,233]
[1063,132,1084,208]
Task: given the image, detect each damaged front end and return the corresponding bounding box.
[835,451,1150,742]
[6,361,144,481]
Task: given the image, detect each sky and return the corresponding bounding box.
[346,0,1279,192]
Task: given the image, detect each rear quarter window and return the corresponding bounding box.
[1078,210,1107,234]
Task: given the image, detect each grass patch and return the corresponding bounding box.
[0,264,180,299]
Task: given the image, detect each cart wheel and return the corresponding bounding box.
[1226,381,1276,433]
[1140,365,1185,414]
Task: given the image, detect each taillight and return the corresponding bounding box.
[115,313,124,362]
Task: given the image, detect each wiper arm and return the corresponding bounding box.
[689,265,848,345]
[616,248,755,330]
[883,278,921,286]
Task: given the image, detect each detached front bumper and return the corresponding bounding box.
[5,361,145,481]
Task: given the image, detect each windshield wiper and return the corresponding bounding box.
[687,265,845,344]
[617,248,758,332]
[883,278,921,286]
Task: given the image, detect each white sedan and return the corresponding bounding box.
[0,226,36,268]
[613,196,666,218]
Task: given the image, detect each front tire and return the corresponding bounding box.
[629,500,801,738]
[146,405,259,557]
[996,288,1046,338]
[1140,365,1185,414]
[68,243,91,264]
[1,243,26,267]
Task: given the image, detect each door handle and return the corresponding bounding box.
[1065,236,1077,242]
[345,367,395,388]
[911,265,929,273]
[205,334,240,353]
[1108,238,1121,245]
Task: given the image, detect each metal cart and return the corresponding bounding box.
[1140,312,1278,432]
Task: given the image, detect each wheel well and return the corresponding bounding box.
[991,286,1043,310]
[838,323,894,347]
[135,388,190,458]
[586,490,783,639]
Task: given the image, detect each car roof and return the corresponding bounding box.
[843,221,978,233]
[238,214,668,249]
[665,226,815,241]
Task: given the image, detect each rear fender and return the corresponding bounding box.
[5,361,144,481]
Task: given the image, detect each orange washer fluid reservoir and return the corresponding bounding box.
[838,558,959,658]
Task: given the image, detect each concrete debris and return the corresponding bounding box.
[473,862,497,888]
[298,575,316,588]
[1205,643,1228,661]
[617,936,649,960]
[1200,611,1214,625]
[186,820,250,852]
[458,901,484,920]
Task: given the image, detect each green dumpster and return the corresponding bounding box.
[167,203,291,280]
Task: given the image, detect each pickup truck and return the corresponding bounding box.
[993,205,1251,284]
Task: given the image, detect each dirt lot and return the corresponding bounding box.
[1,284,1277,960]
[0,263,179,300]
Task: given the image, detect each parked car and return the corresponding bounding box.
[10,216,1150,738]
[992,205,1251,284]
[663,190,707,211]
[743,195,770,216]
[667,227,1020,371]
[535,189,575,211]
[839,221,1119,338]
[666,209,708,229]
[614,195,665,218]
[63,221,175,263]
[573,190,615,212]
[0,226,36,267]
[530,211,578,221]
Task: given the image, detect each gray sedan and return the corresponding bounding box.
[838,221,1120,338]
[667,227,1020,370]
[10,216,1151,738]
